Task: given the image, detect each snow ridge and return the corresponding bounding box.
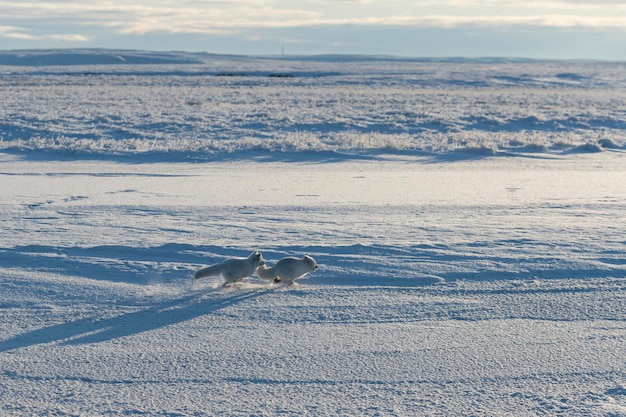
[1,50,625,159]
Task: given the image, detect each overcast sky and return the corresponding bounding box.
[1,0,626,59]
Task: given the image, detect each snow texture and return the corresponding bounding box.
[1,50,625,416]
[1,50,626,157]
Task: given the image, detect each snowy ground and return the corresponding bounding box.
[1,51,626,416]
[1,151,625,416]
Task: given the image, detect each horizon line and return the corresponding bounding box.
[1,48,625,63]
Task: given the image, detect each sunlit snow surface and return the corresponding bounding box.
[2,51,626,155]
[1,51,625,416]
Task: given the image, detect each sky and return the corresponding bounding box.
[1,0,626,60]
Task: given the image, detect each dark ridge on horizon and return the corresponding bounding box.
[0,49,205,66]
[0,48,599,67]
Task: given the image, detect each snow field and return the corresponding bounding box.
[1,153,625,415]
[2,56,626,156]
[1,52,626,415]
[2,269,626,416]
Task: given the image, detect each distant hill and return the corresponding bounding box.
[0,48,541,67]
[0,49,206,66]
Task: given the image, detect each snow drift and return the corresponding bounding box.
[1,51,625,416]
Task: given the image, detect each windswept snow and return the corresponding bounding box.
[0,51,625,416]
[1,51,626,157]
[1,152,625,416]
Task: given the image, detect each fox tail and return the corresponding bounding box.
[193,264,222,280]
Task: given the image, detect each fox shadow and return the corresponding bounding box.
[0,287,271,352]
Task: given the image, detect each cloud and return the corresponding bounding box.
[1,0,625,45]
[0,25,90,42]
[355,14,626,29]
[47,34,92,42]
[412,0,626,5]
[0,1,321,34]
[0,26,38,40]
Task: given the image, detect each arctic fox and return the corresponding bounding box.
[257,255,318,285]
[193,251,265,287]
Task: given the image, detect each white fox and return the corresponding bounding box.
[257,255,318,285]
[193,251,265,287]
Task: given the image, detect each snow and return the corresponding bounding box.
[2,50,626,156]
[1,50,626,416]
